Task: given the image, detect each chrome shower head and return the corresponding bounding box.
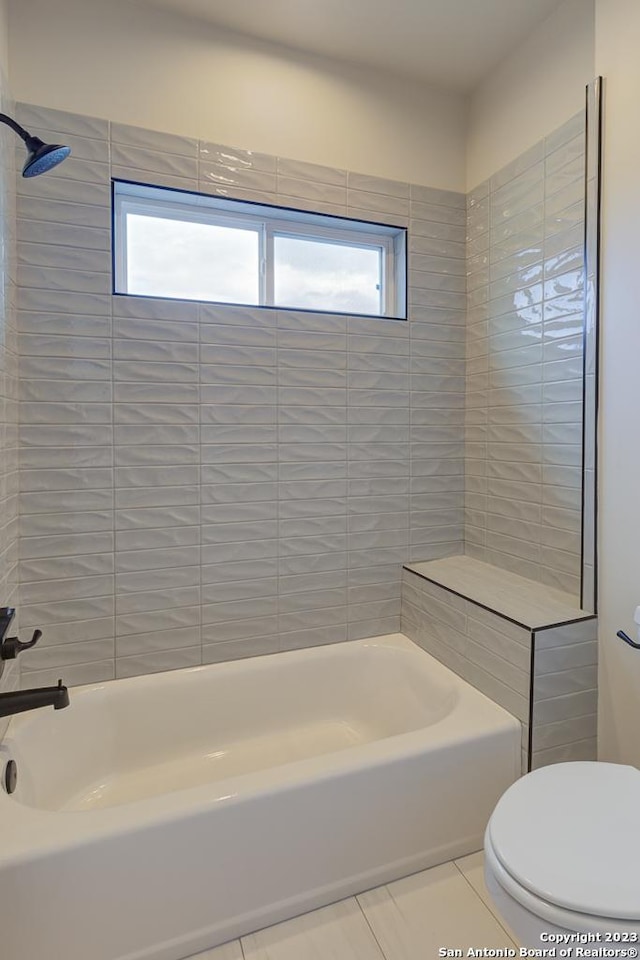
[0,112,71,178]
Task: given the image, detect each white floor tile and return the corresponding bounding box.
[186,939,244,960]
[182,855,520,960]
[454,851,520,944]
[358,861,518,960]
[241,897,385,960]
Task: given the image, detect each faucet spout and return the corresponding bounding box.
[0,679,69,719]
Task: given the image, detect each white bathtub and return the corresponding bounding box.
[0,633,520,960]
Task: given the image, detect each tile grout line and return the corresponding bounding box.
[354,890,393,960]
[452,858,519,947]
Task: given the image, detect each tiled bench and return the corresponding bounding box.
[401,555,597,772]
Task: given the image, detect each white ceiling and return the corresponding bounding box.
[129,0,565,92]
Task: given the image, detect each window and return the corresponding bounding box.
[113,180,406,318]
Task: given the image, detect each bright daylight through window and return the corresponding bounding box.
[113,181,407,318]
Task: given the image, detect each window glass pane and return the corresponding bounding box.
[273,234,382,314]
[125,213,260,303]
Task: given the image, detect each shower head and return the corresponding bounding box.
[0,112,71,178]
[22,137,71,178]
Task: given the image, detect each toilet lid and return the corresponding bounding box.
[488,761,640,921]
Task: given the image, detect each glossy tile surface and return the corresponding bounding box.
[242,898,385,960]
[14,101,466,683]
[405,555,588,628]
[186,943,243,960]
[532,617,598,767]
[13,101,593,691]
[359,861,514,958]
[455,852,520,943]
[184,854,517,960]
[401,566,531,725]
[401,557,597,771]
[466,113,586,601]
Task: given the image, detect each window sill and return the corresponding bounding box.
[112,291,408,322]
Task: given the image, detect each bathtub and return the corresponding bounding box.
[0,633,520,960]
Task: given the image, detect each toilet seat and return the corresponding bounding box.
[485,825,640,936]
[486,761,640,930]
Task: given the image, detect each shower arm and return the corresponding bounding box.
[0,112,32,145]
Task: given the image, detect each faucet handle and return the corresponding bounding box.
[1,628,42,660]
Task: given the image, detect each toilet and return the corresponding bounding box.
[484,761,640,945]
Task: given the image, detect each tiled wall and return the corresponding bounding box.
[401,567,531,722]
[465,113,585,600]
[15,102,466,686]
[401,566,597,771]
[531,619,598,769]
[0,65,19,732]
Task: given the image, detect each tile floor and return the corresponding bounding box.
[186,852,519,960]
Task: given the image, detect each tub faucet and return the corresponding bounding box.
[0,680,70,719]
